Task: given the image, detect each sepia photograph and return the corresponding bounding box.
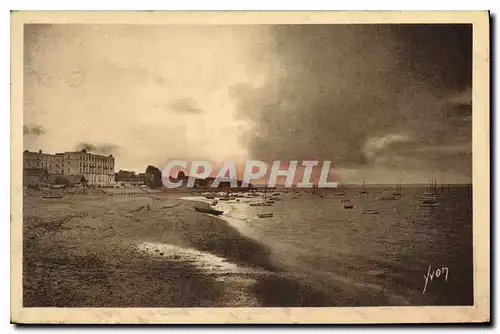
[10,11,489,324]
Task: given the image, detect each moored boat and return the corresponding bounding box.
[380,194,399,200]
[343,199,354,209]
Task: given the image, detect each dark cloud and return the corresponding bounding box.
[75,142,119,155]
[169,98,205,114]
[392,24,472,92]
[231,24,472,180]
[23,125,46,136]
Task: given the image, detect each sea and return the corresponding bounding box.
[198,185,473,306]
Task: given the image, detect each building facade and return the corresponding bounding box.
[23,150,59,175]
[23,149,115,186]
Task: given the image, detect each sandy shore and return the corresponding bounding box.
[22,193,283,307]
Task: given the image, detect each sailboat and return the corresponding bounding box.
[380,183,402,200]
[393,183,402,197]
[359,180,368,194]
[420,177,438,206]
[362,186,379,213]
[334,183,346,196]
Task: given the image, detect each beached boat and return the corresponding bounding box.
[205,194,216,199]
[249,202,272,207]
[193,206,224,215]
[257,213,274,218]
[41,194,64,199]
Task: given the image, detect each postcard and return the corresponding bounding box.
[11,10,490,324]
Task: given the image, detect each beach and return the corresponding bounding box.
[23,191,273,307]
[22,185,473,307]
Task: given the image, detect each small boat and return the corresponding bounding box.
[340,199,351,203]
[380,194,398,200]
[257,213,274,218]
[41,194,64,199]
[249,202,272,207]
[205,194,216,199]
[344,202,354,209]
[420,197,438,207]
[193,206,224,216]
[362,209,379,214]
[291,196,298,199]
[265,200,275,204]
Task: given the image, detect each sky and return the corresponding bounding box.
[23,24,472,184]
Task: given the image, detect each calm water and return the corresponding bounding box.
[214,185,473,306]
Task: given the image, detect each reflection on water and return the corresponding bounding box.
[183,185,473,306]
